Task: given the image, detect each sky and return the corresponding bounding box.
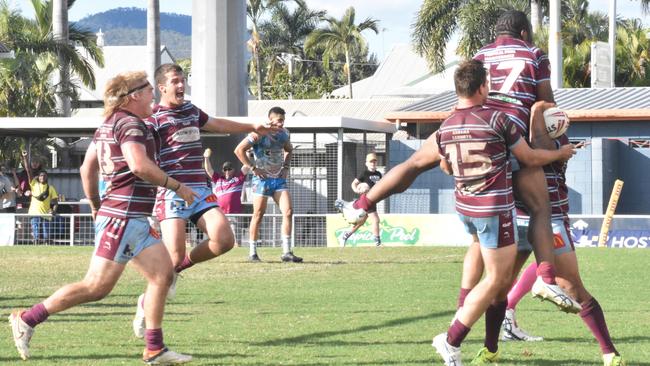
[9,0,650,62]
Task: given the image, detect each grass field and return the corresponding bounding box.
[0,246,648,365]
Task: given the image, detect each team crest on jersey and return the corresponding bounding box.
[205,194,218,203]
[171,126,200,143]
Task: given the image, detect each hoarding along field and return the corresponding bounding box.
[0,246,647,365]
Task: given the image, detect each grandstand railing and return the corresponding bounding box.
[4,213,328,247]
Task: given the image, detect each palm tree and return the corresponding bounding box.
[247,0,287,100]
[615,19,650,86]
[258,1,324,88]
[412,0,530,73]
[304,6,378,98]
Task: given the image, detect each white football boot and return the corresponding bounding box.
[432,332,463,366]
[531,276,582,313]
[501,308,543,341]
[9,311,34,360]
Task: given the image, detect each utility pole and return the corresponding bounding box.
[147,0,161,101]
[609,0,617,87]
[53,0,70,116]
[548,0,563,90]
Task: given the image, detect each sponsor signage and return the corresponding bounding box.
[326,214,650,249]
[326,214,472,247]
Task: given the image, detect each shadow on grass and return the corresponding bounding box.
[253,310,454,347]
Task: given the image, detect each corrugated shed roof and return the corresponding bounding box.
[249,98,421,121]
[330,44,447,99]
[397,87,650,112]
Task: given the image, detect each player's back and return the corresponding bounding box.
[436,106,519,217]
[474,37,550,110]
[93,111,157,218]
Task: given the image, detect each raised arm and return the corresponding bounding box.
[202,117,278,135]
[203,148,214,177]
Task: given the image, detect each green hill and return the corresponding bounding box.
[75,7,191,59]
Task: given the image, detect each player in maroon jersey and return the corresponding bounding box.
[466,112,626,366]
[131,63,278,335]
[460,11,582,317]
[337,60,575,365]
[9,71,196,364]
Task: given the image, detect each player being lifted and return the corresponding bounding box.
[463,105,626,366]
[132,63,278,337]
[465,10,581,313]
[9,71,195,364]
[338,59,575,365]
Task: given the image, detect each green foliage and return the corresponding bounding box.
[0,246,647,365]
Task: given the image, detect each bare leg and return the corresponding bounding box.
[159,218,189,267]
[273,190,293,237]
[249,195,268,242]
[131,243,174,330]
[513,166,555,267]
[43,256,124,314]
[190,208,235,263]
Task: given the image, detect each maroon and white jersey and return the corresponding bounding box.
[210,171,246,214]
[145,102,210,193]
[436,106,523,217]
[474,37,551,132]
[93,110,157,218]
[517,135,570,220]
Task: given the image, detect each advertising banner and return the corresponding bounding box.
[569,216,650,249]
[326,214,472,247]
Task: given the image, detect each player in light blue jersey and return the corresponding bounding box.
[234,107,302,263]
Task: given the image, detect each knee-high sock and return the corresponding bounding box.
[457,288,471,309]
[175,254,194,273]
[580,297,617,355]
[145,328,165,351]
[536,261,557,285]
[447,319,471,348]
[20,303,49,328]
[508,262,538,309]
[484,300,507,353]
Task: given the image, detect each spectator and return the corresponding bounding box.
[28,171,58,243]
[16,152,43,210]
[0,164,19,213]
[203,148,250,214]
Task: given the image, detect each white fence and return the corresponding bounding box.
[0,213,328,247]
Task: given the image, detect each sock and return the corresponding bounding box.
[374,235,381,246]
[145,328,165,351]
[579,297,617,355]
[457,288,471,309]
[174,254,194,273]
[282,235,291,254]
[447,319,471,347]
[536,261,557,285]
[21,303,49,328]
[484,300,507,353]
[249,240,259,256]
[508,262,538,309]
[353,194,373,210]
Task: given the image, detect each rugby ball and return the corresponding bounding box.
[357,182,370,194]
[543,107,570,139]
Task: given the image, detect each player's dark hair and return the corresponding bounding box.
[155,63,184,86]
[268,106,286,117]
[454,60,486,98]
[495,10,532,40]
